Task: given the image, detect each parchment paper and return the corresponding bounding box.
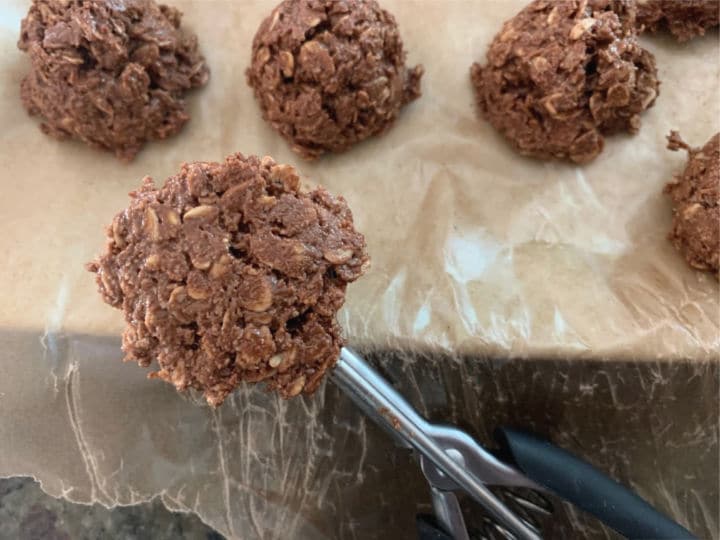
[1,1,718,538]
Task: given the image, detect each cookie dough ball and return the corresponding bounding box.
[246,0,423,159]
[18,0,209,161]
[87,154,369,406]
[664,132,719,276]
[470,0,659,164]
[637,0,719,42]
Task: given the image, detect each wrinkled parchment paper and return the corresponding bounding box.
[1,1,718,538]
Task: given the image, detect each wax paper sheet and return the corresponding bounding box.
[0,1,718,538]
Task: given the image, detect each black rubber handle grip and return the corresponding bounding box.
[495,428,696,539]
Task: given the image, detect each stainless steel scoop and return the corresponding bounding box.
[331,347,697,540]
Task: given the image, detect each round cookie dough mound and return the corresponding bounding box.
[246,0,423,159]
[664,132,720,276]
[470,0,659,164]
[637,0,719,42]
[18,0,209,161]
[87,153,369,406]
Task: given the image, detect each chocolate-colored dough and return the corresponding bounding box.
[637,0,719,42]
[87,154,369,406]
[470,0,659,164]
[246,0,423,159]
[664,132,719,277]
[18,0,209,161]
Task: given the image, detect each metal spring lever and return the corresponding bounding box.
[331,348,541,540]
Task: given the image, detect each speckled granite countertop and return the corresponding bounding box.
[0,477,223,540]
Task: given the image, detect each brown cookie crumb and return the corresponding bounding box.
[18,0,209,161]
[246,0,423,159]
[470,0,659,164]
[87,153,369,406]
[664,132,720,277]
[637,0,719,42]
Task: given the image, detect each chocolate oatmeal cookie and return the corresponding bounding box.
[18,0,209,161]
[470,0,659,164]
[637,0,719,42]
[664,132,719,277]
[87,153,369,406]
[246,0,423,159]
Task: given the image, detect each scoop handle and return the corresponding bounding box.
[495,428,697,540]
